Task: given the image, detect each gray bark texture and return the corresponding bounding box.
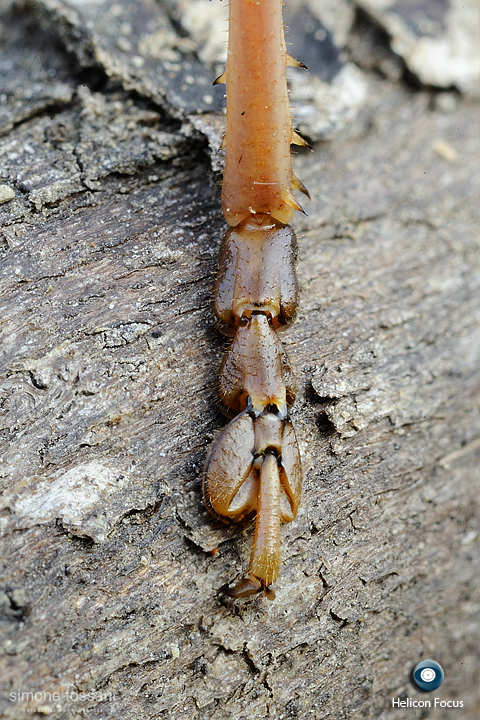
[0,0,479,718]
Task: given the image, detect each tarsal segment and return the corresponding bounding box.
[203,410,302,588]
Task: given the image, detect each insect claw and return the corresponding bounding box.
[225,573,263,599]
[263,585,276,600]
[225,573,277,600]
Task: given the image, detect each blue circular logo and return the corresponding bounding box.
[412,660,444,691]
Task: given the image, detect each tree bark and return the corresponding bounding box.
[0,1,479,719]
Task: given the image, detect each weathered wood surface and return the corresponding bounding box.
[1,1,479,718]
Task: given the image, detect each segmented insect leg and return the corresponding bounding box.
[203,217,302,596]
[203,0,307,597]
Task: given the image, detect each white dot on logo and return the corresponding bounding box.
[420,668,436,682]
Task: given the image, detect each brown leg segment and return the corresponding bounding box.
[249,453,282,588]
[203,0,307,598]
[203,222,303,596]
